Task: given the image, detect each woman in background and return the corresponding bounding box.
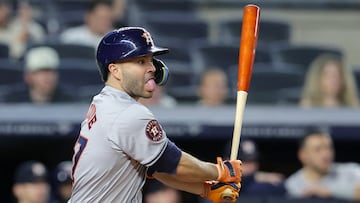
[300,54,359,108]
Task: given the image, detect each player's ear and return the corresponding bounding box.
[108,63,122,81]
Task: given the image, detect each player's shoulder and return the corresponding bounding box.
[123,102,154,119]
[110,103,157,134]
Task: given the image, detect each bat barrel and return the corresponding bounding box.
[238,5,260,92]
[229,4,260,161]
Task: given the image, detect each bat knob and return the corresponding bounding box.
[221,188,235,201]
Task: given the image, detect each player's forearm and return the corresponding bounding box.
[174,151,218,182]
[154,172,203,195]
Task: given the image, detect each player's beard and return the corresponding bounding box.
[121,69,153,99]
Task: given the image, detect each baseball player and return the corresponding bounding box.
[69,27,242,203]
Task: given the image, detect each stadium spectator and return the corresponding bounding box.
[0,0,11,30]
[225,140,286,196]
[300,54,359,108]
[144,179,182,203]
[52,161,72,203]
[12,160,51,203]
[285,130,360,201]
[139,86,177,108]
[198,68,229,107]
[0,0,45,59]
[60,0,113,48]
[111,0,127,28]
[4,46,73,104]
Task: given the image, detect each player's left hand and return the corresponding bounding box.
[201,181,241,203]
[216,157,242,183]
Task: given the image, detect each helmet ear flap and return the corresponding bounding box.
[153,58,169,86]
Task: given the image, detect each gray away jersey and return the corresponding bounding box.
[70,86,168,203]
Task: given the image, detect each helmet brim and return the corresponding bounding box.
[151,46,170,56]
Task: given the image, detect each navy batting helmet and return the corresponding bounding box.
[96,27,169,82]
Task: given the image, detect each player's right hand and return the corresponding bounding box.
[201,181,241,203]
[216,157,242,183]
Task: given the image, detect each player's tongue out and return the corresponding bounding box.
[145,79,156,92]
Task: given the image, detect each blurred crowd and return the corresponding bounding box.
[0,0,359,107]
[0,0,124,59]
[1,43,359,109]
[12,160,72,203]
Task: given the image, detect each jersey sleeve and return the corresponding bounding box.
[107,103,168,167]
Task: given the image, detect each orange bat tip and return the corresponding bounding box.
[237,3,261,92]
[245,4,260,8]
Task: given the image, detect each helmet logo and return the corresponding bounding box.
[141,32,154,46]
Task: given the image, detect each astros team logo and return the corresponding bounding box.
[142,32,154,46]
[145,120,163,142]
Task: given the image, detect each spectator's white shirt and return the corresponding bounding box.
[0,19,45,59]
[285,163,360,200]
[60,25,102,48]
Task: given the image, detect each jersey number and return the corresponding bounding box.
[72,135,88,182]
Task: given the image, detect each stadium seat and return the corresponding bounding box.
[134,0,196,13]
[53,0,92,12]
[74,84,104,102]
[0,43,9,58]
[0,60,23,102]
[164,62,198,102]
[219,19,291,44]
[130,0,196,25]
[57,11,85,29]
[270,44,343,71]
[192,43,272,73]
[157,41,192,64]
[145,14,209,45]
[29,43,95,60]
[0,60,23,85]
[58,59,101,87]
[227,63,304,104]
[58,59,102,102]
[50,0,91,28]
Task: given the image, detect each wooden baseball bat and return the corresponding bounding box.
[230,4,260,161]
[221,4,260,202]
